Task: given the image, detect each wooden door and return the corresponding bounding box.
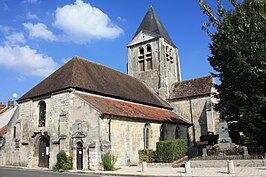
[76,142,83,170]
[39,137,49,168]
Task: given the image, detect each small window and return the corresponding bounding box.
[170,49,174,63]
[39,101,46,127]
[166,46,170,61]
[13,126,16,139]
[143,123,151,149]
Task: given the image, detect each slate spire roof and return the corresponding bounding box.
[133,6,174,45]
[18,56,172,109]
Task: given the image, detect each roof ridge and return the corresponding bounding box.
[176,75,212,83]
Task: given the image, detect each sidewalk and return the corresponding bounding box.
[71,166,266,177]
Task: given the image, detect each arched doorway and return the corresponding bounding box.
[76,142,83,170]
[38,137,49,168]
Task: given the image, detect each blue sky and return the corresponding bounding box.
[0,0,235,103]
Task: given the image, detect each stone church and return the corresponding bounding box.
[0,6,218,170]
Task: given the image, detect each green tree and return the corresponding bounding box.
[200,0,266,145]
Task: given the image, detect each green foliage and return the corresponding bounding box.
[138,149,156,163]
[156,139,188,163]
[102,152,117,171]
[200,0,266,145]
[53,150,73,172]
[206,145,244,155]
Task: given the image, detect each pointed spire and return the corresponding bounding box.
[133,6,174,45]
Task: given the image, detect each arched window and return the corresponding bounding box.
[175,125,179,139]
[143,123,151,149]
[39,101,46,127]
[146,45,152,70]
[160,124,165,141]
[138,47,145,72]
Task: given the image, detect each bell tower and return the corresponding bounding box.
[127,6,182,99]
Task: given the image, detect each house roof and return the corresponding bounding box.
[169,75,214,100]
[18,56,172,109]
[77,93,191,125]
[133,6,174,46]
[0,106,17,136]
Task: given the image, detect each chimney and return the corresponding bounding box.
[8,99,14,108]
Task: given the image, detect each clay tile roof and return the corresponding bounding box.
[0,125,7,137]
[77,93,191,125]
[133,6,174,46]
[18,56,172,109]
[169,75,213,100]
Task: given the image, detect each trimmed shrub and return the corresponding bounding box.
[102,152,117,171]
[53,150,73,172]
[138,149,156,163]
[156,139,188,163]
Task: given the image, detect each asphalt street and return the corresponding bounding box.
[0,167,119,177]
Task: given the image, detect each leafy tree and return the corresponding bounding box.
[200,0,266,145]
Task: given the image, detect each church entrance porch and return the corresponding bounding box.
[38,137,50,168]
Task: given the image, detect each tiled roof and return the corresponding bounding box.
[133,6,174,46]
[0,106,17,136]
[169,75,213,100]
[18,56,171,109]
[77,93,191,125]
[0,107,8,115]
[0,125,7,137]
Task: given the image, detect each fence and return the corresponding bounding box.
[189,146,264,160]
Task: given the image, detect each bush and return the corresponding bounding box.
[102,152,117,171]
[206,144,220,156]
[206,145,244,156]
[156,139,188,163]
[138,149,156,163]
[53,150,73,172]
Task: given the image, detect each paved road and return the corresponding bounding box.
[0,167,117,177]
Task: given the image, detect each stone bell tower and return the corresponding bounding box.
[127,6,182,99]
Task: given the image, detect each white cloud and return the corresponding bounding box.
[0,25,15,34]
[26,12,42,21]
[22,0,38,4]
[116,16,127,22]
[23,22,56,41]
[5,32,26,46]
[0,45,57,77]
[53,0,123,43]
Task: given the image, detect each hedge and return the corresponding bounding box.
[156,139,188,163]
[138,149,156,163]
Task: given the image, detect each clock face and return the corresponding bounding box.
[142,35,146,40]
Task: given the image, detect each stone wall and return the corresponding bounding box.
[170,96,219,144]
[1,90,188,170]
[100,117,187,167]
[128,32,181,98]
